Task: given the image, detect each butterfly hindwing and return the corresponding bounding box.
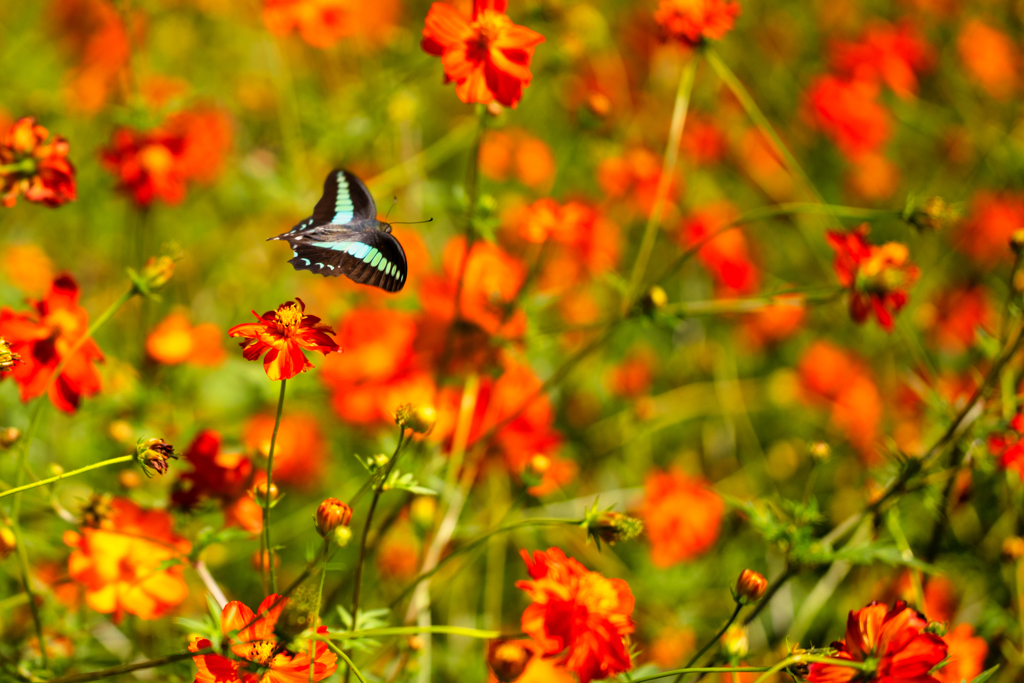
[311,170,377,227]
[281,225,407,293]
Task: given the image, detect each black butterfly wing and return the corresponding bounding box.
[281,225,407,293]
[311,170,377,226]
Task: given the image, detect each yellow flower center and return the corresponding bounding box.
[138,143,174,174]
[474,10,511,48]
[244,639,277,666]
[274,303,304,332]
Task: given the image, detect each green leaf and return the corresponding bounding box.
[968,665,1000,683]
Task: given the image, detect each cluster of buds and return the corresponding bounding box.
[905,196,957,232]
[582,500,644,550]
[253,480,280,508]
[316,497,353,546]
[0,338,21,372]
[486,639,533,683]
[135,437,177,477]
[395,403,437,435]
[734,568,768,604]
[80,493,115,528]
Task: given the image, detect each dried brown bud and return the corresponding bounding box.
[0,525,16,560]
[135,437,177,477]
[735,569,768,604]
[315,497,353,537]
[487,639,533,682]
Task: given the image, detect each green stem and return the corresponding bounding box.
[367,121,477,200]
[44,648,212,683]
[311,537,331,683]
[0,158,36,175]
[623,53,699,313]
[674,603,742,682]
[389,518,579,609]
[0,455,134,500]
[321,640,369,683]
[263,378,288,594]
[328,625,501,641]
[749,655,873,683]
[627,667,772,683]
[663,288,843,317]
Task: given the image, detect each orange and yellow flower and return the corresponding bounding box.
[190,593,338,683]
[146,311,226,366]
[830,21,933,99]
[806,601,947,683]
[517,547,635,683]
[641,468,724,566]
[229,298,340,381]
[63,498,191,622]
[806,76,890,160]
[0,274,103,413]
[263,0,349,48]
[680,202,759,295]
[422,0,545,108]
[654,0,741,47]
[0,117,76,208]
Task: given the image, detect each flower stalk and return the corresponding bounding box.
[263,378,288,594]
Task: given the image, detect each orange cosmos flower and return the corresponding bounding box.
[480,129,557,190]
[807,601,947,683]
[830,21,933,99]
[0,274,103,413]
[172,430,263,533]
[641,468,723,566]
[376,517,421,580]
[146,311,226,366]
[422,0,545,108]
[243,412,326,487]
[0,117,76,208]
[598,147,680,217]
[740,294,805,349]
[681,115,728,166]
[1,243,55,297]
[263,0,349,48]
[517,198,620,291]
[957,20,1017,100]
[827,225,919,332]
[190,593,338,683]
[654,0,740,47]
[937,624,988,683]
[988,411,1024,483]
[229,298,339,381]
[63,498,191,622]
[50,0,131,112]
[923,285,993,354]
[806,75,890,160]
[681,202,759,295]
[955,191,1024,264]
[517,547,635,683]
[846,152,900,201]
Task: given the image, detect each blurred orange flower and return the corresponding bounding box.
[518,198,620,290]
[0,274,103,413]
[172,430,263,533]
[957,20,1017,100]
[988,411,1024,482]
[937,624,988,683]
[741,294,805,348]
[830,21,933,99]
[190,593,338,683]
[63,498,191,622]
[798,341,882,462]
[146,311,225,366]
[517,547,635,683]
[243,412,326,487]
[263,0,349,48]
[641,468,723,566]
[807,75,890,159]
[376,517,421,580]
[229,298,339,381]
[681,116,728,166]
[480,130,556,190]
[956,191,1024,264]
[654,0,740,47]
[598,147,679,217]
[607,347,655,398]
[50,0,131,112]
[421,0,545,108]
[0,117,76,208]
[846,151,900,201]
[680,202,759,295]
[827,225,918,332]
[1,243,55,297]
[807,601,947,683]
[923,286,993,354]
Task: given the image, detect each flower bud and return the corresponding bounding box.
[333,525,353,547]
[410,496,437,529]
[521,454,550,488]
[925,621,947,637]
[0,338,21,372]
[907,196,956,232]
[135,437,177,477]
[81,493,114,528]
[0,525,16,559]
[720,624,748,660]
[0,426,20,448]
[809,441,831,462]
[369,453,390,470]
[735,569,768,604]
[315,497,353,537]
[585,510,645,548]
[1012,230,1024,254]
[487,639,533,683]
[1003,536,1024,561]
[396,403,437,434]
[139,255,175,291]
[254,480,279,503]
[641,285,668,314]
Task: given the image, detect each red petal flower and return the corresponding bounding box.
[228,298,340,381]
[172,430,263,533]
[421,0,545,108]
[0,117,76,208]
[654,0,741,47]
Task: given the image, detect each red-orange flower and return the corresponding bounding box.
[263,0,349,48]
[422,0,545,108]
[229,298,339,381]
[988,412,1024,482]
[807,75,890,159]
[807,601,947,683]
[190,593,338,683]
[680,202,759,295]
[641,468,723,566]
[480,130,557,190]
[598,147,680,217]
[0,118,76,208]
[654,0,740,47]
[957,20,1017,101]
[830,21,933,99]
[0,274,102,413]
[243,413,326,487]
[956,191,1024,264]
[827,225,919,332]
[172,430,263,533]
[924,286,993,354]
[50,0,131,112]
[517,548,635,683]
[146,311,226,366]
[937,624,988,683]
[63,498,191,622]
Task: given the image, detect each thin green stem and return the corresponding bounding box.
[663,288,843,317]
[627,667,771,683]
[321,640,369,683]
[750,655,872,683]
[389,518,579,609]
[311,537,331,683]
[328,625,500,641]
[44,648,212,683]
[623,53,699,313]
[0,455,134,500]
[263,378,288,594]
[0,159,35,175]
[674,602,742,682]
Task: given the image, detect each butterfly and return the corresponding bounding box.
[269,169,407,292]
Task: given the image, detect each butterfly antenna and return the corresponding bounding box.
[385,196,399,221]
[390,217,434,226]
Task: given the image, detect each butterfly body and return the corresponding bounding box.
[269,170,407,293]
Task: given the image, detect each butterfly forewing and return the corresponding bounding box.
[311,170,377,227]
